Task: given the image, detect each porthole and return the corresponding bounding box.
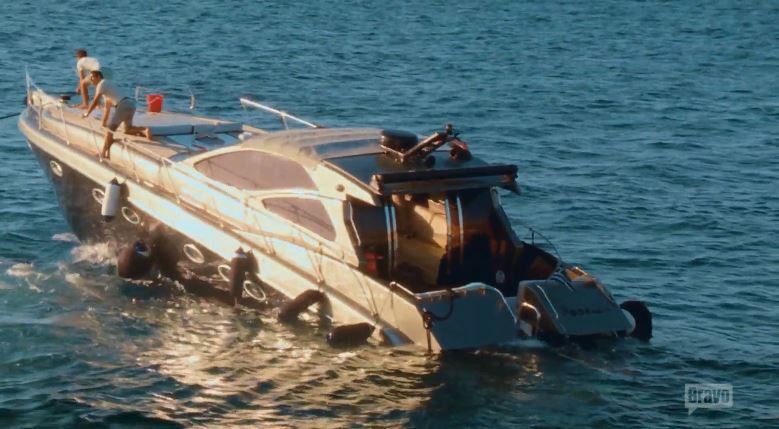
[183,243,205,264]
[217,265,265,302]
[243,280,267,302]
[91,188,105,205]
[49,160,63,177]
[121,206,141,224]
[217,264,231,282]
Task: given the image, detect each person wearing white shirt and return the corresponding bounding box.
[74,49,101,109]
[82,70,152,159]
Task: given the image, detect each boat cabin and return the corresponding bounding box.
[187,127,558,297]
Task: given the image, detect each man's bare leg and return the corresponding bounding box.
[101,131,114,159]
[78,80,90,109]
[126,125,153,140]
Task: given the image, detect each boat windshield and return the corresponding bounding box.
[195,150,316,191]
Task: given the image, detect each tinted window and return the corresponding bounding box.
[195,150,316,191]
[263,197,336,241]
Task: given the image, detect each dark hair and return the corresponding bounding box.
[75,49,87,58]
[90,70,103,79]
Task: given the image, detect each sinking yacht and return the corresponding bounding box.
[18,76,652,351]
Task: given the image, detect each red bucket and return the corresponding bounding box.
[146,93,164,113]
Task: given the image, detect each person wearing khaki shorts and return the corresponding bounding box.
[108,98,137,131]
[82,70,153,159]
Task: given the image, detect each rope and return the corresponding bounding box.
[0,112,21,120]
[425,318,432,353]
[373,281,398,323]
[421,289,458,353]
[422,289,457,322]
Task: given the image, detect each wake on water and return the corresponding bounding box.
[51,232,79,243]
[70,241,116,266]
[5,261,35,278]
[2,234,113,280]
[0,236,119,300]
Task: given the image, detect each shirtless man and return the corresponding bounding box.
[82,71,152,159]
[74,49,100,108]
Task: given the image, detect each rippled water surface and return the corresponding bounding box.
[1,1,778,427]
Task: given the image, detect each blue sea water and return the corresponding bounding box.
[1,0,778,427]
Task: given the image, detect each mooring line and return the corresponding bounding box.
[0,112,21,120]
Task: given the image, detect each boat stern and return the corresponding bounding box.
[416,284,517,351]
[412,265,651,351]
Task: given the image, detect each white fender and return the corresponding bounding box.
[101,178,121,221]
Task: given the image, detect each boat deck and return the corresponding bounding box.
[51,100,248,160]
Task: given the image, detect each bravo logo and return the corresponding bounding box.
[684,384,733,415]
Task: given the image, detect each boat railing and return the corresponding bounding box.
[57,103,72,146]
[103,136,345,259]
[488,188,563,262]
[244,189,342,203]
[515,221,563,263]
[25,73,56,132]
[134,85,196,111]
[24,75,104,157]
[25,74,234,234]
[239,97,322,130]
[25,74,344,261]
[83,112,107,157]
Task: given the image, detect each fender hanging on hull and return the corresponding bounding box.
[117,240,153,279]
[101,178,122,222]
[326,323,375,347]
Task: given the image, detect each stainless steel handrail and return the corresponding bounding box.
[244,188,343,203]
[491,187,563,262]
[134,85,196,111]
[57,104,72,146]
[27,76,226,222]
[239,97,321,130]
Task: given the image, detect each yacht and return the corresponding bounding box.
[18,76,652,351]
